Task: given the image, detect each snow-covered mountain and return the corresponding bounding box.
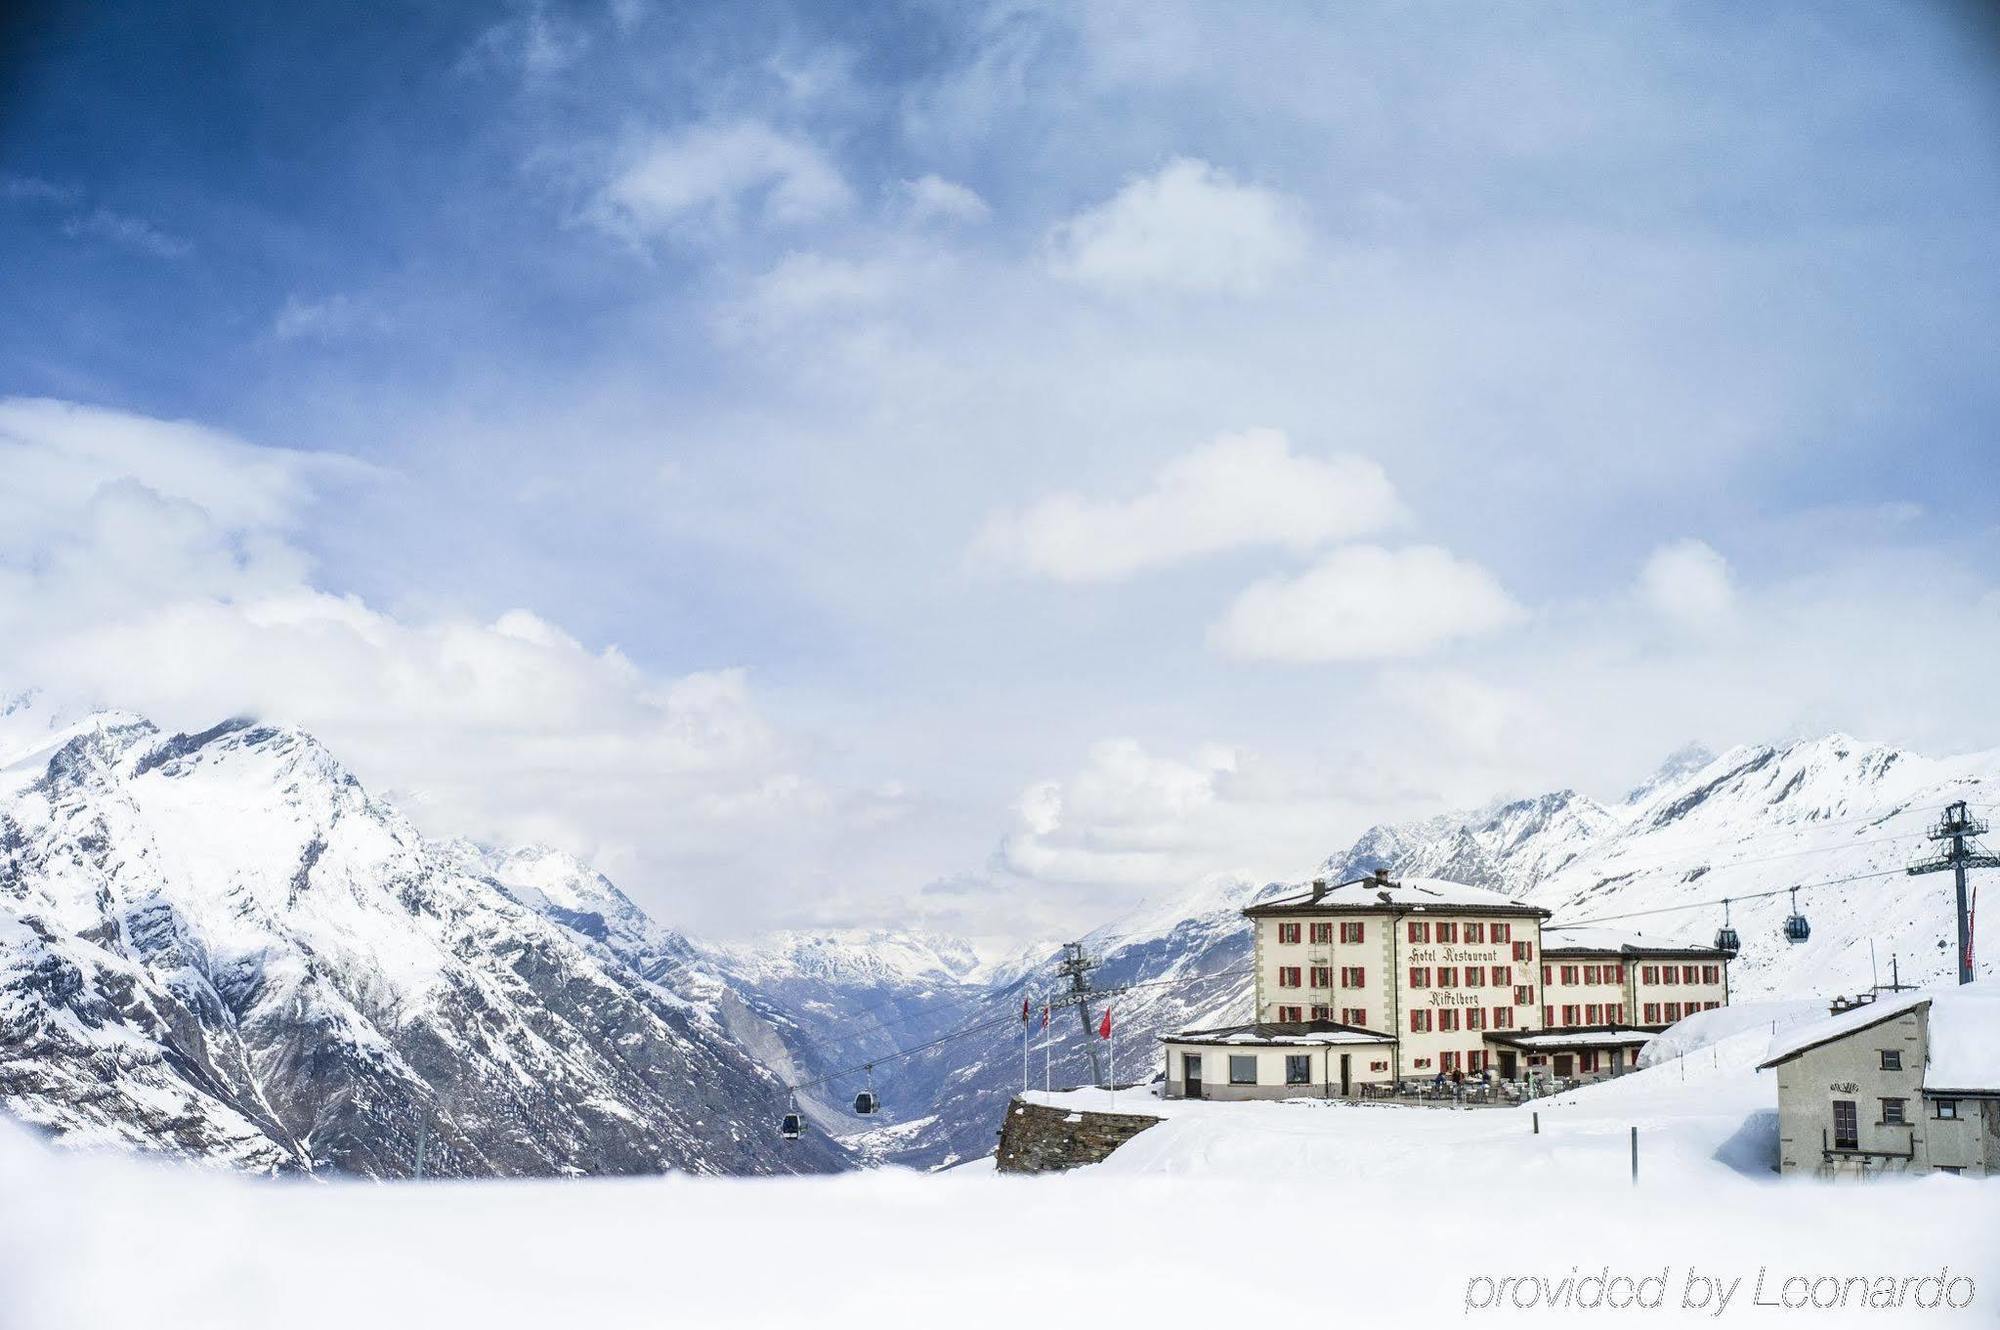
[5,710,1993,1179]
[1326,735,1998,997]
[0,711,847,1177]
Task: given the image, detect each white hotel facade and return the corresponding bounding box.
[1161,872,1732,1099]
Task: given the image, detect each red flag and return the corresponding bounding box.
[1021,996,1031,1024]
[1040,1004,1050,1029]
[1097,1007,1113,1039]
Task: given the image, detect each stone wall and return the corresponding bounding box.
[994,1096,1161,1174]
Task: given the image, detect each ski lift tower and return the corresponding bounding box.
[1907,800,1999,986]
[1051,941,1108,1087]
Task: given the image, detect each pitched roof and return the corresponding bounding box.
[1245,874,1545,917]
[1540,924,1733,958]
[1757,990,1929,1069]
[1484,1025,1655,1050]
[1757,981,2000,1093]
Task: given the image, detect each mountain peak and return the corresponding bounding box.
[1623,741,1718,805]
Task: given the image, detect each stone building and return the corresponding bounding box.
[1759,981,1999,1178]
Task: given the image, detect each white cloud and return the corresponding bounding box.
[1208,544,1523,662]
[273,293,389,343]
[976,429,1401,582]
[589,121,850,241]
[0,398,884,935]
[1047,157,1308,295]
[897,174,991,225]
[722,252,901,334]
[1640,538,1734,628]
[996,739,1341,891]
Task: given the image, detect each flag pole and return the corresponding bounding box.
[1109,1007,1116,1110]
[1020,997,1030,1095]
[1043,1005,1052,1095]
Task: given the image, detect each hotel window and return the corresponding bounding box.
[1278,967,1302,988]
[1278,923,1302,944]
[1309,921,1334,944]
[1438,1009,1460,1032]
[1540,964,1553,986]
[1561,1005,1580,1025]
[1285,1055,1312,1086]
[1409,1010,1433,1033]
[1562,966,1581,985]
[1542,1006,1555,1026]
[1583,965,1599,985]
[1664,1002,1682,1021]
[1879,1050,1902,1071]
[1466,1007,1487,1031]
[1408,921,1430,943]
[1229,1055,1258,1085]
[1309,1004,1330,1020]
[1464,922,1485,943]
[1515,985,1534,1007]
[1493,1006,1514,1030]
[1612,965,1625,984]
[1310,966,1333,988]
[1579,1051,1598,1073]
[1341,1007,1366,1027]
[1935,1099,1960,1120]
[1340,966,1365,989]
[1492,923,1512,943]
[1409,966,1431,988]
[1668,965,1684,984]
[1832,1099,1858,1149]
[1880,1098,1907,1126]
[1437,967,1458,988]
[1702,965,1719,984]
[1641,966,1659,985]
[1276,1005,1304,1022]
[1467,1050,1486,1074]
[1608,1004,1624,1023]
[1513,941,1532,961]
[1440,1051,1460,1073]
[1465,966,1485,987]
[1643,1003,1660,1023]
[1436,922,1458,943]
[1414,1057,1432,1070]
[1704,1001,1719,1011]
[1340,922,1364,944]
[1585,1004,1602,1024]
[1493,966,1512,987]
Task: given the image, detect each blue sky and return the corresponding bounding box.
[4,1,1999,945]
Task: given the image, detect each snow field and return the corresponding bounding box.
[5,1017,1995,1329]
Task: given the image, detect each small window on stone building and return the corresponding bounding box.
[1229,1055,1257,1085]
[1934,1099,1959,1120]
[1879,1049,1902,1071]
[1880,1098,1907,1125]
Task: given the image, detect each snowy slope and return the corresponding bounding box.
[0,712,847,1177]
[5,1030,1997,1330]
[1314,735,1998,997]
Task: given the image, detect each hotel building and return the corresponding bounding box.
[1161,871,1733,1099]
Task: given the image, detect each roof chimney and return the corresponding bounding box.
[1372,868,1391,887]
[1309,877,1328,902]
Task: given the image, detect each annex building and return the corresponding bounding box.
[1161,871,1732,1100]
[1759,980,1999,1178]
